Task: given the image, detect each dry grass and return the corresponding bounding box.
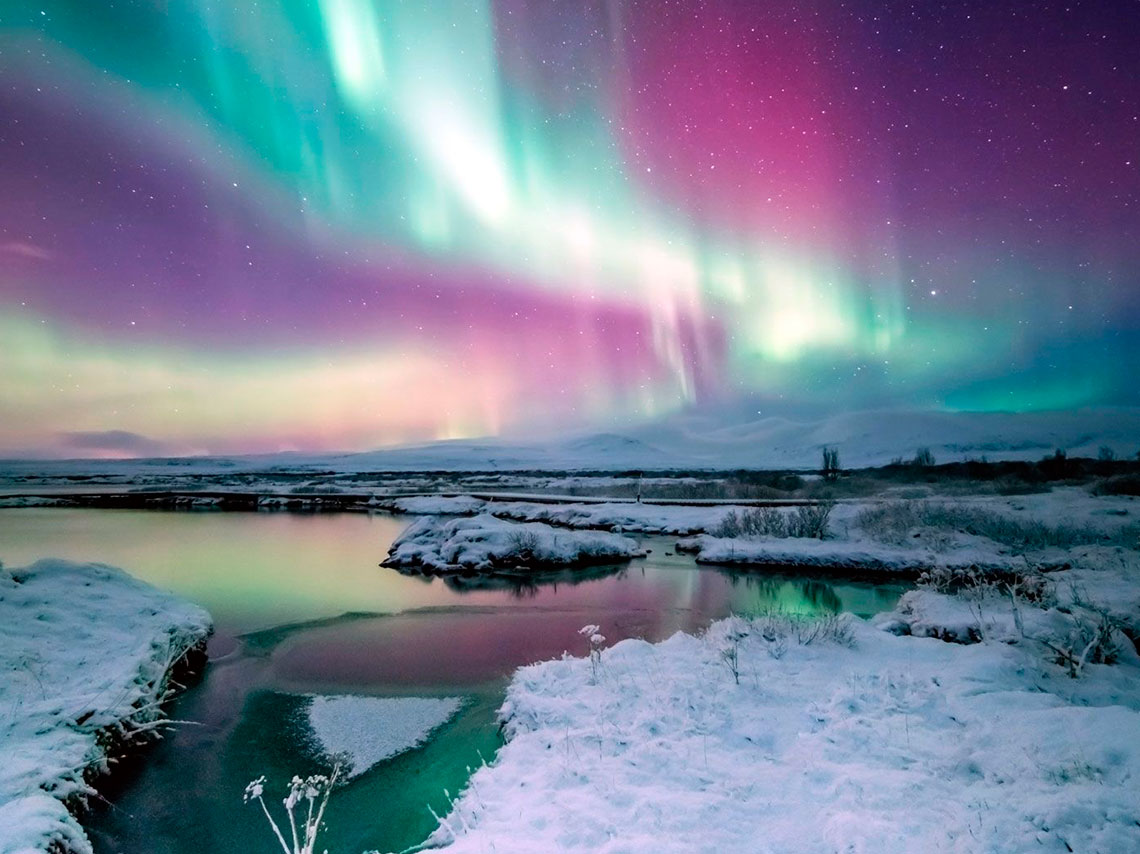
[855,501,1138,551]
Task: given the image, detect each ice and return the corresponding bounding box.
[305,695,465,779]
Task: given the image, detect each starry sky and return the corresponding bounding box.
[1,0,1137,457]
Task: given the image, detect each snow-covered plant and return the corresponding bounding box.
[713,503,833,540]
[507,528,540,558]
[720,643,739,683]
[719,631,746,685]
[244,761,344,854]
[579,624,606,682]
[1037,605,1125,678]
[751,610,855,649]
[856,501,1135,552]
[795,614,854,647]
[789,502,834,539]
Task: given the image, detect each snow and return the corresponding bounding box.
[627,405,1140,469]
[383,514,645,574]
[0,559,212,854]
[382,495,488,515]
[667,490,1138,579]
[488,500,727,535]
[426,613,1140,854]
[4,407,1138,473]
[379,495,731,534]
[0,496,75,508]
[676,533,1023,575]
[304,695,464,779]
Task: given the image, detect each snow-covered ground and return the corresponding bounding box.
[0,560,212,854]
[411,485,1140,853]
[381,495,727,535]
[381,488,1139,582]
[676,534,1024,574]
[383,514,645,574]
[304,695,465,780]
[425,609,1140,853]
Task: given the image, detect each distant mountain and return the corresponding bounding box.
[625,407,1140,469]
[556,433,669,466]
[2,407,1137,477]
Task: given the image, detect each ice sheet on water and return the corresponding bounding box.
[305,695,465,778]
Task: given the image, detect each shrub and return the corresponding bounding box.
[913,447,936,468]
[1038,449,1078,480]
[789,502,834,538]
[918,563,1056,605]
[712,502,834,539]
[750,610,855,648]
[507,529,540,557]
[1093,474,1140,497]
[1038,607,1126,677]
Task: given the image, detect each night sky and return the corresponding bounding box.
[1,0,1137,456]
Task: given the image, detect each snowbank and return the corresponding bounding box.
[427,615,1140,853]
[677,533,1028,576]
[489,501,726,535]
[381,495,729,535]
[876,549,1140,655]
[304,695,464,779]
[381,495,487,515]
[0,559,212,854]
[672,490,1138,577]
[383,514,645,574]
[0,496,75,508]
[384,490,1139,547]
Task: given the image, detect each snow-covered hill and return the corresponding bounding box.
[1,408,1136,476]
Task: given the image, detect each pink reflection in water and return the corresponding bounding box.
[268,566,899,688]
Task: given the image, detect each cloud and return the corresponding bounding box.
[58,430,174,458]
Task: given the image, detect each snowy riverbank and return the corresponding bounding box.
[386,488,1138,579]
[425,605,1140,853]
[0,560,212,854]
[411,488,1140,851]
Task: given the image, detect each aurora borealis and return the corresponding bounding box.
[1,0,1137,456]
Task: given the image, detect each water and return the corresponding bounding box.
[0,507,906,853]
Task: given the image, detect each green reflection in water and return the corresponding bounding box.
[0,508,904,635]
[230,691,503,854]
[92,684,503,854]
[0,508,430,631]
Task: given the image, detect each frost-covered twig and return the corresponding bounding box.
[244,761,344,854]
[579,624,606,683]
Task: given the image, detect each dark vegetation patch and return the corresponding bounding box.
[6,452,1139,507]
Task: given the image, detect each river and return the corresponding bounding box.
[0,507,905,853]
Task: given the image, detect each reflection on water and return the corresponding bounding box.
[0,507,908,854]
[438,562,628,594]
[0,508,902,636]
[0,508,417,634]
